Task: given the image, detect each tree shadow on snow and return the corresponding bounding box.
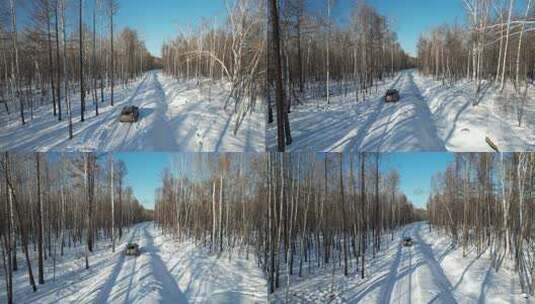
[96,224,143,303]
[141,225,189,303]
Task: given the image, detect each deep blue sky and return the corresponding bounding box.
[113,0,231,57]
[308,0,467,56]
[117,152,453,210]
[381,152,453,208]
[122,0,467,57]
[115,152,173,208]
[16,0,232,57]
[13,0,468,57]
[16,1,531,57]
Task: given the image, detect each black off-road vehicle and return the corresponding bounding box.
[120,106,140,123]
[385,89,400,103]
[402,237,413,247]
[125,243,140,256]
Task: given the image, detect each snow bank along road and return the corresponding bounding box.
[269,69,535,152]
[2,223,267,304]
[272,222,531,304]
[0,71,265,152]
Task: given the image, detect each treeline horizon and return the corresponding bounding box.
[418,0,535,86]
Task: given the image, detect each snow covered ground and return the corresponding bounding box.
[268,70,535,152]
[269,222,532,304]
[0,71,265,152]
[1,222,267,304]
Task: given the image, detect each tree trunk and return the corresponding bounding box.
[36,154,45,284]
[45,0,57,117]
[10,0,24,125]
[54,1,62,121]
[515,0,532,88]
[269,0,287,152]
[110,3,115,106]
[110,154,115,253]
[60,0,73,139]
[79,0,85,121]
[500,0,515,91]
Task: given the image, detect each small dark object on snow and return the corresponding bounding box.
[120,106,140,123]
[385,89,400,103]
[485,136,500,152]
[402,237,413,247]
[125,243,140,256]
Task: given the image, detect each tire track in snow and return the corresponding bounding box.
[414,224,457,304]
[90,74,150,150]
[135,72,181,151]
[359,70,444,151]
[123,226,141,303]
[325,73,404,152]
[328,70,446,152]
[378,225,412,304]
[74,223,143,303]
[403,72,445,150]
[138,224,188,303]
[380,223,457,304]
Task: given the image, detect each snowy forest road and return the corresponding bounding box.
[337,222,458,304]
[338,70,447,152]
[0,71,265,152]
[272,68,535,152]
[272,70,449,152]
[265,219,528,304]
[3,222,267,304]
[93,222,189,304]
[383,222,457,304]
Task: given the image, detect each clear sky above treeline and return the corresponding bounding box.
[113,0,231,57]
[115,152,453,209]
[307,0,467,56]
[309,0,531,56]
[14,0,233,57]
[113,0,469,57]
[14,0,532,57]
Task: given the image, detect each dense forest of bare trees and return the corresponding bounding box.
[417,0,535,98]
[268,0,414,151]
[264,153,422,298]
[154,153,266,258]
[152,152,422,298]
[0,152,150,304]
[160,0,265,134]
[427,152,535,296]
[0,0,155,136]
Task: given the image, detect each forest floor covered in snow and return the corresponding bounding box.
[0,71,265,152]
[267,69,535,152]
[269,222,532,304]
[1,222,267,304]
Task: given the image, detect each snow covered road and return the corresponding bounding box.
[89,223,189,303]
[385,223,457,304]
[3,223,267,304]
[270,222,531,304]
[268,69,535,152]
[339,71,446,152]
[0,71,265,152]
